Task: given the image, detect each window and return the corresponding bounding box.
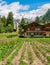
[46,34,49,36]
[35,28,41,31]
[28,28,30,30]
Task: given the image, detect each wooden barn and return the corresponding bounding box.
[20,22,50,37]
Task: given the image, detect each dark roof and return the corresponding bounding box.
[24,22,44,28]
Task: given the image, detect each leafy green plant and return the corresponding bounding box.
[47,56,50,62]
[19,61,27,65]
[28,51,34,64]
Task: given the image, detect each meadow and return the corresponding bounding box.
[0,32,18,39]
[0,33,50,65]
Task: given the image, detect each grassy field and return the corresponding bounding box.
[0,33,50,65]
[0,32,18,39]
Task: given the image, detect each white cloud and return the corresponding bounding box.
[0,0,2,1]
[0,0,50,20]
[14,3,50,20]
[21,5,29,10]
[23,3,50,20]
[39,3,50,9]
[0,0,29,18]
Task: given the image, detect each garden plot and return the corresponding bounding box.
[0,38,50,65]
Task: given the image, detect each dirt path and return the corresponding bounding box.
[27,43,33,65]
[29,42,44,65]
[0,37,17,43]
[12,42,25,65]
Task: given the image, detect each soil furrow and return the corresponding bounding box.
[12,42,25,65]
[29,42,44,65]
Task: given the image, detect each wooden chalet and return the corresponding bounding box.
[20,22,50,37]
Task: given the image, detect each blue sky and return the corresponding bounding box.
[0,0,50,19]
[5,0,50,10]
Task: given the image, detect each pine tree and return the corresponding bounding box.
[1,16,7,27]
[7,12,14,27]
[19,18,26,32]
[35,16,40,24]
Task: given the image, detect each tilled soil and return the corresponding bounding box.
[0,41,48,65]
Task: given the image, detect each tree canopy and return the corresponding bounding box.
[0,12,14,33]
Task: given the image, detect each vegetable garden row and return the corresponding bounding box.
[0,38,50,65]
